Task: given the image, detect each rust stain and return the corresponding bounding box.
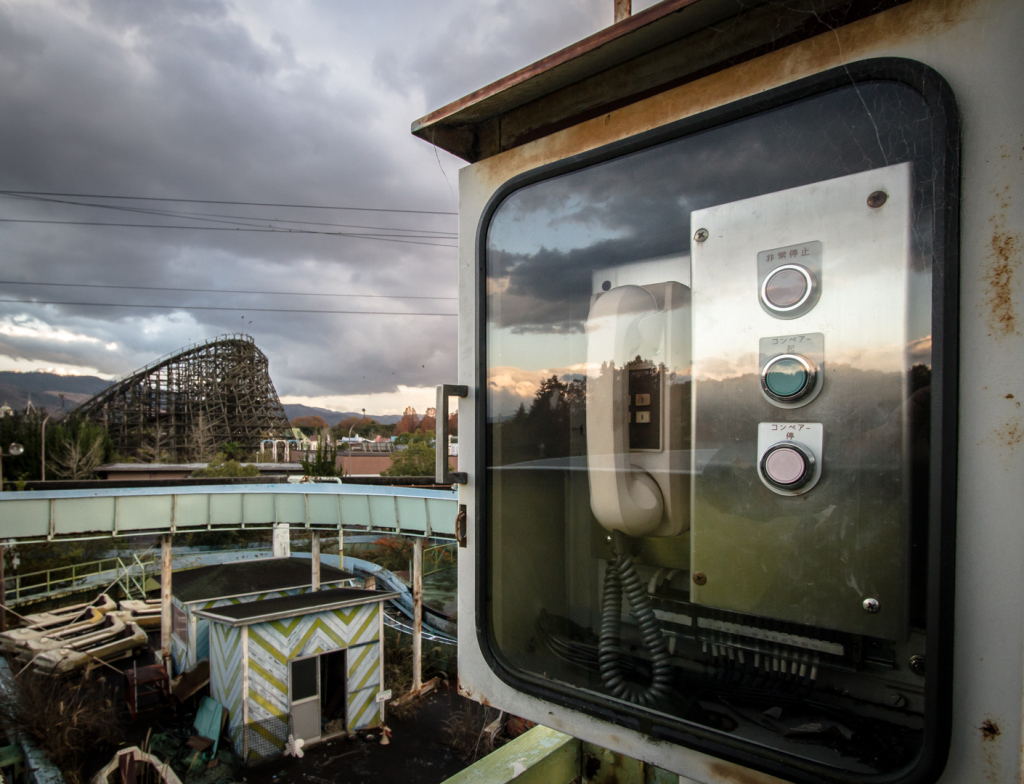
[984,184,1022,338]
[706,761,790,784]
[476,0,979,190]
[995,418,1022,449]
[979,718,1001,783]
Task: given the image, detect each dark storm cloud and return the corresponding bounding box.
[0,0,620,403]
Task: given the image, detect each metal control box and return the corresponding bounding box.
[690,163,913,639]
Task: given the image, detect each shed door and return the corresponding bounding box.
[290,655,320,743]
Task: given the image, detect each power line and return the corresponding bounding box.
[0,190,458,215]
[0,279,457,300]
[0,192,458,236]
[0,298,457,316]
[0,218,458,248]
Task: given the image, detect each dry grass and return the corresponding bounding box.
[442,703,508,762]
[0,666,121,784]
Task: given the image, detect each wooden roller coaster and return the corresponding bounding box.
[75,334,290,459]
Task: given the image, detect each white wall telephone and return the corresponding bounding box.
[585,274,690,539]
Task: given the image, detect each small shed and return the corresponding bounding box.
[170,558,356,675]
[196,587,398,762]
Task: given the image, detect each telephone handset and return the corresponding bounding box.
[585,279,690,707]
[585,280,690,539]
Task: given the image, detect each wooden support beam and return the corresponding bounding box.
[412,537,423,693]
[0,543,6,634]
[311,532,320,591]
[273,523,290,557]
[160,534,172,669]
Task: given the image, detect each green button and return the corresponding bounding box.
[765,358,809,398]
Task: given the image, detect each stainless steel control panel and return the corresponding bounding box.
[689,164,913,639]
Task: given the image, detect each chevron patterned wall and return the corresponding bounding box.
[207,600,385,762]
[347,639,382,730]
[209,622,245,746]
[193,588,311,666]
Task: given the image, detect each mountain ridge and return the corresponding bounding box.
[0,371,403,425]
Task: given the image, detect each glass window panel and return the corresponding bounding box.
[483,80,942,778]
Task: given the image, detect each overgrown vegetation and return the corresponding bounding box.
[5,538,123,578]
[361,536,413,573]
[0,669,121,784]
[443,702,510,763]
[190,457,260,478]
[0,409,115,484]
[300,429,340,477]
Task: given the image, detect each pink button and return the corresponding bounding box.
[764,447,807,485]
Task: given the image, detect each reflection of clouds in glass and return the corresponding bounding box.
[488,192,630,256]
[487,83,934,336]
[907,335,931,365]
[488,363,588,416]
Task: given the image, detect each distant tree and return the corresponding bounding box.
[138,427,172,463]
[394,430,432,447]
[220,441,247,461]
[417,407,437,433]
[332,415,378,443]
[301,428,340,476]
[447,410,458,436]
[191,458,260,478]
[291,415,329,435]
[382,441,439,477]
[393,406,420,435]
[187,412,218,462]
[48,420,110,480]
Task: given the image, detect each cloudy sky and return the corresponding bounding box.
[0,0,657,415]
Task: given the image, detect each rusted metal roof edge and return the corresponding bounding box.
[411,0,703,133]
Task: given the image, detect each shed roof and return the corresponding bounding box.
[194,587,399,626]
[411,0,905,162]
[173,557,354,604]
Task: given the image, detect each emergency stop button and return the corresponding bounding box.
[760,264,816,315]
[760,443,815,491]
[761,354,816,403]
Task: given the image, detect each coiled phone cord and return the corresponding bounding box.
[599,531,673,706]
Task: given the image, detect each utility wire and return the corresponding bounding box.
[0,192,458,236]
[0,218,458,248]
[0,190,458,215]
[0,298,457,316]
[0,279,457,300]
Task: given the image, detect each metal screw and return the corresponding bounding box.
[692,571,707,586]
[867,190,888,208]
[863,597,880,614]
[693,228,709,243]
[606,535,612,544]
[909,654,926,677]
[888,693,908,709]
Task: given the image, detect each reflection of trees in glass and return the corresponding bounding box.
[491,375,586,464]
